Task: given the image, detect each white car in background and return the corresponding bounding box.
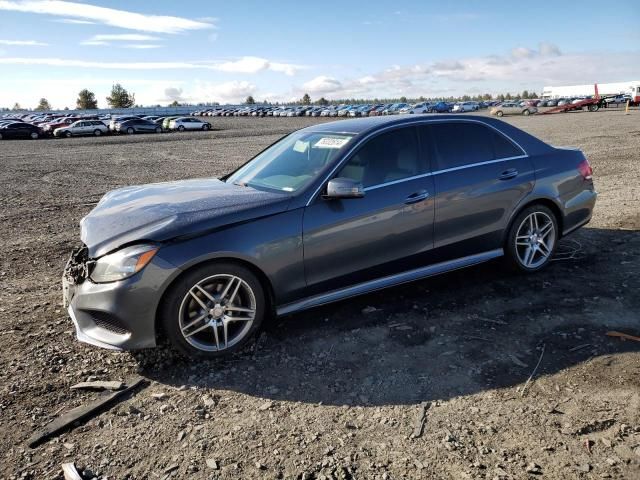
[407,102,433,114]
[168,117,211,131]
[54,120,108,138]
[452,101,479,113]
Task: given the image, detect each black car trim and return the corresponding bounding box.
[277,248,503,315]
[305,118,528,206]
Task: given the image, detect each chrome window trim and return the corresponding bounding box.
[304,118,528,206]
[362,154,528,192]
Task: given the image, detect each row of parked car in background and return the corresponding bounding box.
[4,93,632,140]
[189,98,552,118]
[0,112,211,140]
[190,101,484,118]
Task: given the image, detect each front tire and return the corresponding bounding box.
[496,110,504,117]
[126,127,134,135]
[155,126,162,133]
[161,262,266,358]
[178,125,185,132]
[65,131,72,138]
[504,205,558,272]
[202,124,210,131]
[523,109,531,116]
[93,129,101,136]
[30,132,39,139]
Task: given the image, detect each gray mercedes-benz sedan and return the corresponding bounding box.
[63,115,596,357]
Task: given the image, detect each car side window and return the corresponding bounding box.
[428,122,521,169]
[429,122,494,169]
[491,130,523,158]
[337,127,421,188]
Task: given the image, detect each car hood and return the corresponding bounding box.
[81,178,291,258]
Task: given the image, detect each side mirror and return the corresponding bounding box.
[324,177,365,199]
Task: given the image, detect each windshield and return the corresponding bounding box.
[226,131,355,192]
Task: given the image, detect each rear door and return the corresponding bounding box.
[424,121,535,260]
[302,126,435,294]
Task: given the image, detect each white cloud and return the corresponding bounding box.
[0,56,302,75]
[302,76,343,94]
[89,34,160,42]
[55,18,94,24]
[216,56,303,76]
[0,0,214,33]
[80,34,162,48]
[286,42,639,101]
[122,44,161,49]
[190,80,256,104]
[0,39,47,46]
[162,87,184,102]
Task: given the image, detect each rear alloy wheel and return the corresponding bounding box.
[93,129,101,136]
[178,125,185,132]
[65,131,72,138]
[161,263,265,358]
[155,126,162,133]
[496,111,504,117]
[523,109,531,116]
[202,124,210,131]
[127,127,134,135]
[30,132,39,139]
[505,205,558,272]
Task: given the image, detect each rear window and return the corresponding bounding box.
[426,122,523,169]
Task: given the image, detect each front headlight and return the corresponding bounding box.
[90,244,158,283]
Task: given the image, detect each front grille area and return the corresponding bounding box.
[89,311,130,336]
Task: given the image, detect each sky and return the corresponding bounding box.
[0,0,638,109]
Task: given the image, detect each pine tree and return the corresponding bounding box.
[76,89,98,109]
[106,83,135,108]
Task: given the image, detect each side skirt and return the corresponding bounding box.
[276,249,504,316]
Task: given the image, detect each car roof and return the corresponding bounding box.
[300,114,553,156]
[301,114,496,135]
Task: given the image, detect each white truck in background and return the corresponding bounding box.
[542,81,640,104]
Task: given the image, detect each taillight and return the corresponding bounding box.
[578,158,593,180]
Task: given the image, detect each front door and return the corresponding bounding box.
[302,126,435,295]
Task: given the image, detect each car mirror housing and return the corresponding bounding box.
[324,177,365,199]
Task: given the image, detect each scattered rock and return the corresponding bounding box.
[206,459,219,470]
[525,462,542,474]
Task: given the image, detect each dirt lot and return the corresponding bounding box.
[1,111,639,480]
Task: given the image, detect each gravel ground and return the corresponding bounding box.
[1,111,639,480]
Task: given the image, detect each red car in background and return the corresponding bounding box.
[42,117,79,135]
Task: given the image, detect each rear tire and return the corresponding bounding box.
[127,127,134,135]
[93,129,101,136]
[202,124,210,131]
[523,109,531,116]
[30,132,39,139]
[161,262,266,358]
[0,133,3,140]
[504,205,558,273]
[178,125,185,132]
[155,126,162,133]
[65,131,72,138]
[496,111,504,117]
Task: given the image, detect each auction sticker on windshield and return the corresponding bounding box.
[314,137,350,149]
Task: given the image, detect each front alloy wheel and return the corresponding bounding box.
[162,263,265,357]
[505,205,558,272]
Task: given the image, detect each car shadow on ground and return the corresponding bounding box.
[140,227,640,406]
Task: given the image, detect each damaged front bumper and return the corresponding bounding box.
[62,245,175,350]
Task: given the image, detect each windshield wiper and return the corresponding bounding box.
[233,181,248,187]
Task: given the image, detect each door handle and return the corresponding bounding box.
[405,190,430,204]
[499,168,518,180]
